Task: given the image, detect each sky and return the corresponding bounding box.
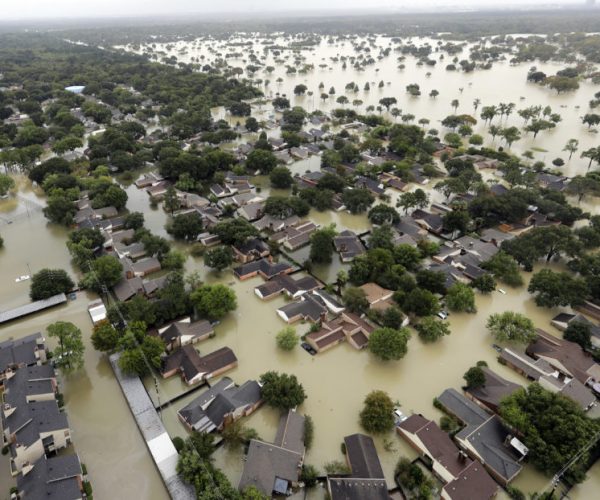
[1,0,591,21]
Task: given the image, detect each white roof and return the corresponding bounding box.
[147,432,179,478]
[88,302,107,324]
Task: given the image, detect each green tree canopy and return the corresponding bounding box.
[486,311,537,343]
[369,327,411,361]
[259,371,306,411]
[47,321,85,372]
[191,284,237,321]
[359,390,395,433]
[30,268,74,300]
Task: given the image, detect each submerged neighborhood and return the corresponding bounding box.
[2,3,600,500]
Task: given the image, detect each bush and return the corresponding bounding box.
[304,415,314,450]
[172,436,185,453]
[83,481,93,496]
[276,326,298,351]
[300,464,319,488]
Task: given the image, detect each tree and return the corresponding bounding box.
[368,327,411,361]
[451,99,459,112]
[545,75,579,94]
[0,173,15,196]
[47,321,85,372]
[276,326,299,351]
[445,282,476,313]
[528,269,588,308]
[359,390,395,433]
[91,320,120,352]
[269,166,293,189]
[259,371,306,411]
[463,366,485,388]
[167,212,203,241]
[293,84,308,95]
[246,149,277,174]
[486,312,537,343]
[500,384,597,482]
[191,284,237,321]
[402,288,440,317]
[379,97,397,111]
[482,252,523,287]
[163,186,179,215]
[245,116,259,132]
[564,322,592,350]
[30,269,74,300]
[82,255,123,292]
[309,225,336,264]
[416,316,451,342]
[343,287,369,314]
[124,211,145,230]
[368,204,400,225]
[43,195,77,225]
[471,273,496,293]
[341,188,375,214]
[221,421,259,450]
[204,246,233,272]
[500,126,521,148]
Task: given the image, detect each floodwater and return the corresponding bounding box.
[125,34,600,178]
[0,194,167,500]
[1,32,599,499]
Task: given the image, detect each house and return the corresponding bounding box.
[232,238,270,264]
[500,347,597,411]
[158,318,214,352]
[359,283,394,312]
[237,201,265,222]
[412,209,444,235]
[113,276,144,302]
[0,333,46,385]
[526,329,600,385]
[255,274,322,300]
[397,414,498,499]
[575,300,600,322]
[2,364,71,475]
[328,434,388,500]
[442,460,499,500]
[253,215,300,233]
[312,289,346,315]
[334,230,366,262]
[135,172,164,188]
[210,183,237,198]
[464,367,522,414]
[16,454,84,500]
[437,389,524,486]
[355,176,385,197]
[130,257,162,277]
[178,377,262,433]
[551,313,600,348]
[178,192,210,209]
[271,221,318,251]
[479,228,515,246]
[238,410,305,497]
[379,172,407,191]
[161,345,238,385]
[233,258,294,281]
[146,181,172,199]
[277,293,328,324]
[305,311,375,353]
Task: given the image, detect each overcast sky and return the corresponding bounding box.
[1,0,590,21]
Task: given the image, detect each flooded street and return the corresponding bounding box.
[0,197,166,500]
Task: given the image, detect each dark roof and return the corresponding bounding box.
[274,410,305,455]
[179,378,261,432]
[17,454,82,500]
[162,345,237,382]
[159,320,213,345]
[0,295,67,325]
[278,294,328,322]
[328,477,389,500]
[398,415,469,477]
[238,439,303,496]
[438,388,489,429]
[465,368,521,411]
[442,460,498,500]
[0,333,44,373]
[527,329,597,384]
[344,434,385,479]
[233,258,293,279]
